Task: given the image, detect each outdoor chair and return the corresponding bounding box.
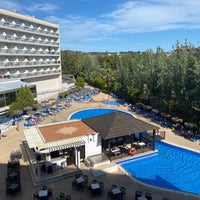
[145,192,152,200]
[120,186,126,196]
[87,185,92,192]
[59,192,65,198]
[47,188,53,199]
[65,195,71,200]
[83,174,89,183]
[113,193,124,200]
[107,189,112,199]
[75,173,82,178]
[111,184,117,189]
[42,185,47,190]
[33,191,39,199]
[72,180,84,192]
[135,190,142,200]
[99,181,104,190]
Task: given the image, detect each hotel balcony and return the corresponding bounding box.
[0,21,59,37]
[0,48,60,56]
[0,34,59,46]
[0,69,61,80]
[0,60,60,68]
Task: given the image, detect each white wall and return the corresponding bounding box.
[83,133,102,158]
[35,76,62,94]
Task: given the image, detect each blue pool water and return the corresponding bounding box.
[69,108,115,119]
[70,108,200,194]
[104,100,122,106]
[118,141,200,195]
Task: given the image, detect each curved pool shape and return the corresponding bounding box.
[69,108,133,120]
[69,108,116,119]
[118,141,200,195]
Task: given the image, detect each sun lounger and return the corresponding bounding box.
[190,136,200,142]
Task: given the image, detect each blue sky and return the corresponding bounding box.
[1,0,200,52]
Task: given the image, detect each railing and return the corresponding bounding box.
[0,21,59,37]
[0,70,61,79]
[0,34,59,46]
[0,61,60,67]
[0,48,59,55]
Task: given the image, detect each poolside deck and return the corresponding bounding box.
[1,91,200,200]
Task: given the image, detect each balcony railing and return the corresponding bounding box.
[0,34,59,46]
[0,70,61,79]
[0,61,60,68]
[0,48,59,55]
[0,21,59,37]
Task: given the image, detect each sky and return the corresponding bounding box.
[1,0,200,52]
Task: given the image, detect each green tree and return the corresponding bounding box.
[9,86,35,114]
[61,50,83,75]
[75,76,85,88]
[94,77,107,90]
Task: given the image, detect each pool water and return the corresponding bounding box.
[104,100,122,106]
[69,108,132,120]
[118,141,200,195]
[70,108,200,194]
[69,108,115,119]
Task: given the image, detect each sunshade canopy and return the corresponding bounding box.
[0,80,35,94]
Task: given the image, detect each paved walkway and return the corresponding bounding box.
[1,91,200,200]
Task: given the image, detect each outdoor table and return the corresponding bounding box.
[137,196,147,200]
[8,171,18,178]
[111,187,122,195]
[8,183,19,190]
[138,142,146,147]
[126,144,131,149]
[39,189,48,197]
[90,183,101,195]
[76,176,85,184]
[91,183,100,190]
[111,147,120,153]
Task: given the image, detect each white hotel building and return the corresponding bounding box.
[0,8,62,113]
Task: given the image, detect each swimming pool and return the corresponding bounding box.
[104,100,122,106]
[69,108,116,119]
[118,141,200,195]
[69,108,133,120]
[70,108,200,194]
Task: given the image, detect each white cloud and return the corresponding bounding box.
[47,15,107,42]
[25,2,59,13]
[47,0,200,44]
[0,0,59,13]
[103,0,200,33]
[0,0,24,12]
[1,0,200,50]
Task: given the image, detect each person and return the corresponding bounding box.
[16,122,19,131]
[12,120,15,126]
